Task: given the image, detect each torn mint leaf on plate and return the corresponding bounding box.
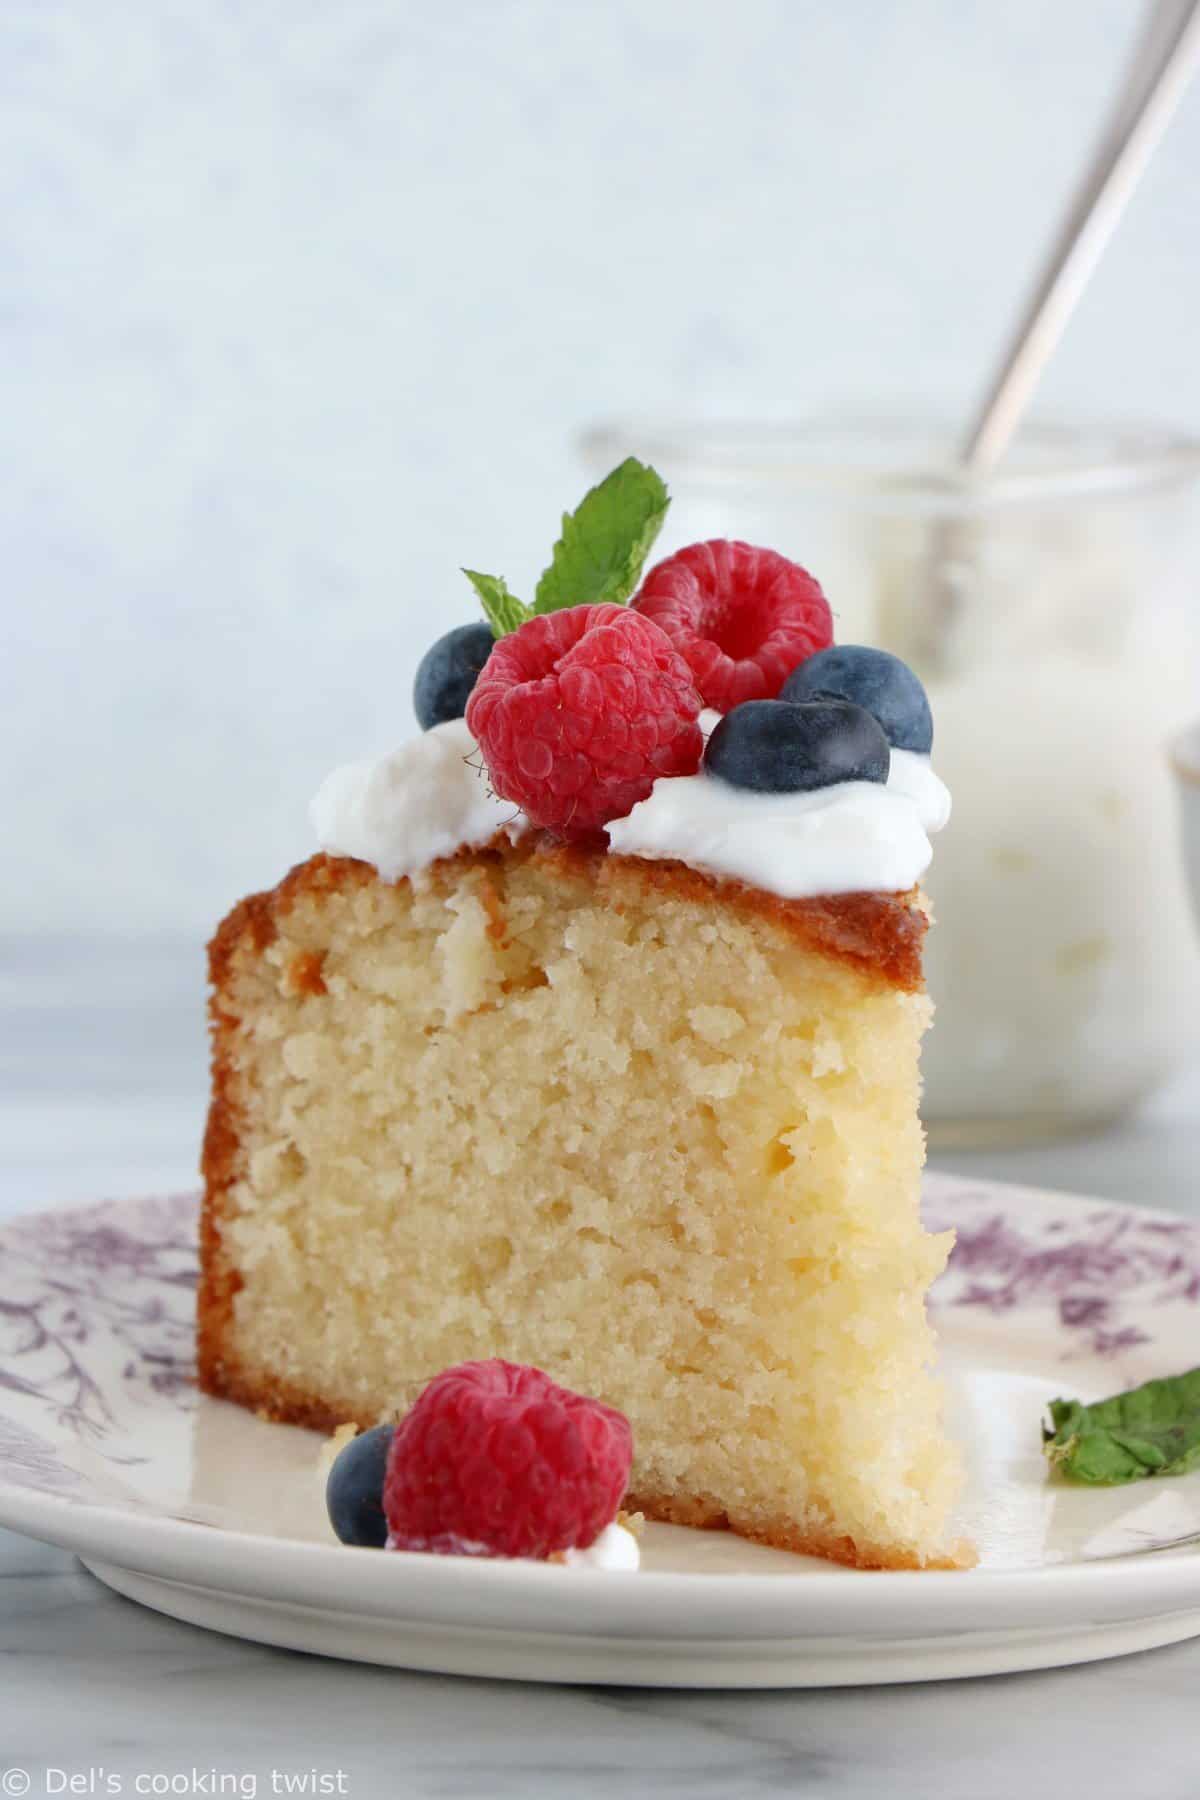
[1044,1366,1200,1484]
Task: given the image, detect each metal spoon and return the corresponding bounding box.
[917,0,1200,669]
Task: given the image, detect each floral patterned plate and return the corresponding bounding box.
[2,1172,1200,1687]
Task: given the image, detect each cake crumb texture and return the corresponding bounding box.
[200,843,963,1569]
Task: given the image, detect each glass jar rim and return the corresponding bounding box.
[579,417,1200,507]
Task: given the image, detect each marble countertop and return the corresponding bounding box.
[4,981,1200,1797]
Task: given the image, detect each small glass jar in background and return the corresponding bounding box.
[581,421,1200,1145]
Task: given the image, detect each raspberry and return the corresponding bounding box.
[383,1359,633,1559]
[465,604,703,837]
[632,540,833,711]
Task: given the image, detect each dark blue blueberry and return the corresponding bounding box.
[780,645,932,753]
[325,1423,394,1548]
[413,621,497,731]
[704,699,890,794]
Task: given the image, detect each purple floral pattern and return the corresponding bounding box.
[0,1194,197,1494]
[924,1175,1200,1359]
[1,1179,1198,1512]
[0,1412,91,1496]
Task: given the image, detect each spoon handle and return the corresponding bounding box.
[960,0,1200,474]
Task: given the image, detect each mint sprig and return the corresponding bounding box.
[534,458,669,616]
[463,458,669,638]
[463,570,532,638]
[1043,1366,1200,1484]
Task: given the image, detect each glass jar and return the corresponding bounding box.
[581,421,1200,1144]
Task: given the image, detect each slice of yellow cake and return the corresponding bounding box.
[198,470,966,1569]
[199,839,962,1568]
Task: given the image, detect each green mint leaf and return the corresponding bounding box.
[463,569,532,639]
[1043,1367,1200,1484]
[533,457,669,616]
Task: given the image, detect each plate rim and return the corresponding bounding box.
[76,1555,1200,1686]
[6,1474,1200,1646]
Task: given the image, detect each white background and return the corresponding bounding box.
[4,0,1200,940]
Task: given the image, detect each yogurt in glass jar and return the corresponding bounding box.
[581,421,1200,1142]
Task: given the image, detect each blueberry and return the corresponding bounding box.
[780,645,932,753]
[325,1423,394,1547]
[413,622,497,731]
[704,699,890,794]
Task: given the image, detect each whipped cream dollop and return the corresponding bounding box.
[383,1521,641,1569]
[311,718,525,882]
[607,747,950,899]
[311,717,950,901]
[560,1521,641,1570]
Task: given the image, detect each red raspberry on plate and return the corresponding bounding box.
[465,603,703,837]
[632,540,833,711]
[383,1359,633,1559]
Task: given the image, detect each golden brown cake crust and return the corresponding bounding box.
[208,837,929,995]
[197,841,935,1568]
[624,1488,975,1570]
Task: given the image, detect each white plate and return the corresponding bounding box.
[2,1172,1200,1686]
